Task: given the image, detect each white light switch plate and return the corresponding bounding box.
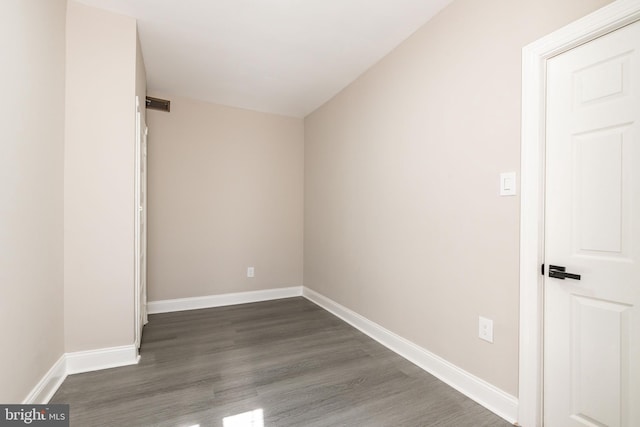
[500,172,516,196]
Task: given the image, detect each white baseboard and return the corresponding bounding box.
[24,344,139,403]
[302,287,519,424]
[22,355,67,404]
[25,285,518,423]
[147,286,303,314]
[66,344,139,375]
[23,287,302,403]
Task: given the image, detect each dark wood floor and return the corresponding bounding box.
[51,297,512,426]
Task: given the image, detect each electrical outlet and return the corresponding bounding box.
[478,316,494,343]
[247,267,255,278]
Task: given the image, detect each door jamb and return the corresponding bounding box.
[134,96,142,350]
[518,1,640,426]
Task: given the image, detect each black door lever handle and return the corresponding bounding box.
[549,265,581,281]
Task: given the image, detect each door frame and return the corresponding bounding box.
[134,96,145,350]
[518,1,640,426]
[142,124,148,327]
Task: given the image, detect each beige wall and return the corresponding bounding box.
[304,0,612,396]
[147,95,303,301]
[64,1,139,351]
[0,0,66,402]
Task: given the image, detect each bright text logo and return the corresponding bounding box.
[0,405,69,427]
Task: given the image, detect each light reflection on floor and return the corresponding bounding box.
[223,408,264,427]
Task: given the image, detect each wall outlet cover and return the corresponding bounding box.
[478,316,494,343]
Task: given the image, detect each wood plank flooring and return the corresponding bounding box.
[51,297,512,426]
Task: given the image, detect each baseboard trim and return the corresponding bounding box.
[25,286,518,421]
[147,286,303,314]
[22,355,67,404]
[66,345,139,375]
[302,287,519,424]
[24,287,303,403]
[24,344,139,403]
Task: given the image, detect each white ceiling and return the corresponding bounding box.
[76,0,453,117]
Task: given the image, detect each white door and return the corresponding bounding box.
[134,97,148,350]
[544,20,640,427]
